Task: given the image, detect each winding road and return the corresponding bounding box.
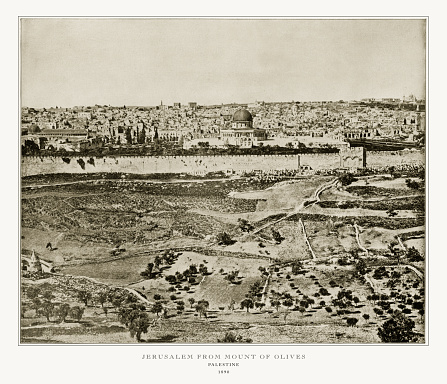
[247,177,339,238]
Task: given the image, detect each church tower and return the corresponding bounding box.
[29,249,42,273]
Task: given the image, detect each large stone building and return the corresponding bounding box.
[220,109,267,147]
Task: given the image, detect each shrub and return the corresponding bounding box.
[319,287,330,296]
[346,317,359,327]
[412,301,424,310]
[291,261,303,275]
[373,308,384,316]
[338,258,350,266]
[238,218,254,233]
[165,275,176,284]
[339,173,357,186]
[378,301,391,311]
[216,232,234,246]
[224,270,240,283]
[271,228,285,244]
[406,178,421,190]
[406,246,424,262]
[217,332,253,343]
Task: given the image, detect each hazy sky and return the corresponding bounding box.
[20,18,426,108]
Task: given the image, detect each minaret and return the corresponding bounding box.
[160,101,166,129]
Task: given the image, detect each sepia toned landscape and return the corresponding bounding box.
[20,18,426,344]
[20,161,425,343]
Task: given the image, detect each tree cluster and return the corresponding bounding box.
[142,251,183,281]
[24,286,86,324]
[377,311,418,343]
[164,262,207,286]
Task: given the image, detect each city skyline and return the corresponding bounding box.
[20,18,426,108]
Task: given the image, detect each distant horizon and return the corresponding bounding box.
[21,18,426,109]
[21,95,425,110]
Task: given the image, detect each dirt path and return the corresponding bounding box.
[364,273,377,293]
[397,236,406,250]
[313,178,340,203]
[299,218,316,260]
[247,178,338,237]
[124,287,152,305]
[371,194,422,202]
[404,264,424,280]
[261,271,271,304]
[354,224,369,256]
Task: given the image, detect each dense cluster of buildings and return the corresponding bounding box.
[21,97,425,153]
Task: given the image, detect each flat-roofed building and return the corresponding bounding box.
[38,129,89,140]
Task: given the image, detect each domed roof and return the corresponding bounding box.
[233,109,253,122]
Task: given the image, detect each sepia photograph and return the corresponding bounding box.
[19,17,427,346]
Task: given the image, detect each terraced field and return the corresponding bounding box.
[20,173,425,344]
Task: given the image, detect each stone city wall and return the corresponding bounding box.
[21,150,424,177]
[21,154,305,176]
[367,150,425,168]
